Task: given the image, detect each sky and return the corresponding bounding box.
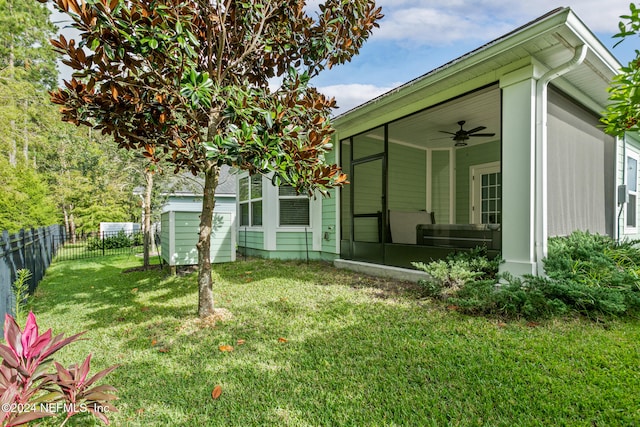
[52,1,638,113]
[309,0,639,113]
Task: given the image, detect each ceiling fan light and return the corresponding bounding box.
[454,141,468,147]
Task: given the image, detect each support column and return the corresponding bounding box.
[499,66,537,276]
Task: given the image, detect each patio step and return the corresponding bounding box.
[333,259,429,283]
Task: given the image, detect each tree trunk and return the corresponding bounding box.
[196,163,219,317]
[9,121,16,167]
[69,209,76,244]
[22,100,28,165]
[63,206,69,235]
[143,170,153,268]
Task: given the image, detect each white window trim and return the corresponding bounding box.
[238,173,264,229]
[625,150,639,234]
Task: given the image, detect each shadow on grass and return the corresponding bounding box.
[30,255,640,426]
[32,255,197,331]
[213,257,426,300]
[35,256,422,331]
[98,294,639,427]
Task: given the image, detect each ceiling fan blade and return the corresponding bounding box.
[466,126,486,134]
[469,133,496,137]
[439,130,457,135]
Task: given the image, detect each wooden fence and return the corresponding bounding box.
[0,225,65,323]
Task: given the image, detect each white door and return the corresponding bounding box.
[470,162,501,225]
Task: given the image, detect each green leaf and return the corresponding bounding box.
[103,44,114,60]
[264,111,273,129]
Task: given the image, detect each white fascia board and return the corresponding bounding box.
[333,9,575,127]
[564,12,621,75]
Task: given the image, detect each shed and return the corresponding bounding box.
[160,210,236,267]
[160,166,237,267]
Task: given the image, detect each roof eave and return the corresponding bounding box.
[333,7,621,127]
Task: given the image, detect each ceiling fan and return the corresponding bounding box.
[439,120,495,147]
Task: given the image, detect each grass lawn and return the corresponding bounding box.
[28,254,640,426]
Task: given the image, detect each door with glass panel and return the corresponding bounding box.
[352,155,385,263]
[471,162,501,225]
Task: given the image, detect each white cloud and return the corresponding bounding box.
[319,83,402,113]
[509,0,632,33]
[369,0,633,45]
[312,0,636,113]
[374,7,512,45]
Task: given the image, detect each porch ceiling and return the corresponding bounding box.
[382,85,501,151]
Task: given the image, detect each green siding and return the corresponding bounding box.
[322,189,338,255]
[340,140,352,243]
[240,247,332,261]
[431,150,451,224]
[210,213,234,262]
[353,159,383,242]
[237,230,264,249]
[353,127,384,159]
[161,211,234,266]
[173,212,200,265]
[455,140,500,224]
[388,143,427,210]
[276,232,313,251]
[161,214,170,262]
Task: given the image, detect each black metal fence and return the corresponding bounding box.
[54,230,144,261]
[0,227,145,323]
[0,225,65,322]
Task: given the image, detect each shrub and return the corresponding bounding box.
[449,231,640,319]
[0,312,117,426]
[87,231,134,251]
[11,270,31,325]
[545,231,640,288]
[451,275,570,319]
[412,247,501,299]
[131,232,144,247]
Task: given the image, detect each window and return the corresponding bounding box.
[239,175,263,227]
[627,155,638,229]
[480,172,502,225]
[279,185,310,226]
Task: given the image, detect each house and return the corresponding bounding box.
[160,165,237,267]
[160,165,236,215]
[237,7,630,277]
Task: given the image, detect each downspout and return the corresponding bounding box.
[535,44,587,274]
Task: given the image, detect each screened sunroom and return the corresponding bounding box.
[339,85,502,268]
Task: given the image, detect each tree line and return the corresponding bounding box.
[0,0,174,235]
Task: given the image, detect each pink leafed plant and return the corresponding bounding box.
[0,312,118,426]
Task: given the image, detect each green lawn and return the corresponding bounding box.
[28,255,640,426]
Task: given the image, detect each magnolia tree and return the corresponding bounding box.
[42,0,382,317]
[603,2,640,135]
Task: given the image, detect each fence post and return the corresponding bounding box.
[19,229,26,273]
[1,230,12,325]
[29,228,36,293]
